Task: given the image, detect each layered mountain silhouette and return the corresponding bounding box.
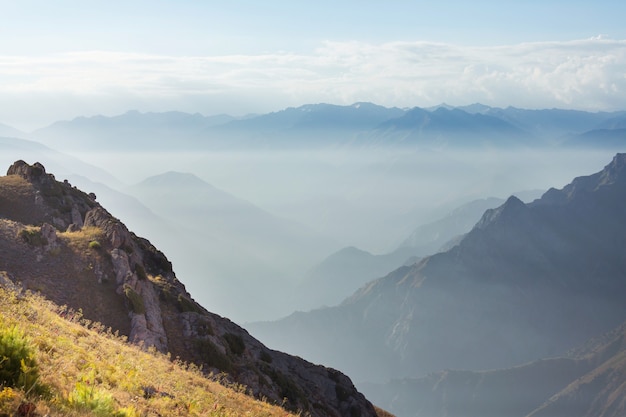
[363,318,626,417]
[249,153,626,390]
[0,160,378,417]
[28,103,626,151]
[294,196,531,311]
[128,171,338,321]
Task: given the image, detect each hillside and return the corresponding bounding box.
[362,318,626,417]
[0,280,300,417]
[248,153,626,385]
[0,160,380,417]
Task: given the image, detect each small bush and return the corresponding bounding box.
[18,228,47,247]
[260,350,273,363]
[177,294,203,314]
[193,339,232,373]
[0,324,40,392]
[0,387,17,414]
[134,264,147,281]
[88,240,102,250]
[223,333,245,356]
[123,285,145,315]
[67,380,116,416]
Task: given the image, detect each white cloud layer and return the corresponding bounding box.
[0,37,625,130]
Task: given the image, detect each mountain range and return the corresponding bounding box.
[293,196,533,311]
[363,318,626,417]
[248,153,626,416]
[3,112,626,416]
[23,103,626,151]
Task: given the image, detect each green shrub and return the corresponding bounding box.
[223,333,245,356]
[0,324,40,392]
[123,285,145,315]
[18,228,47,247]
[88,240,102,250]
[177,294,203,314]
[134,264,147,281]
[193,339,232,373]
[260,350,273,363]
[67,380,116,416]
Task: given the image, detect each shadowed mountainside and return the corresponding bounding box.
[249,153,626,386]
[362,319,626,417]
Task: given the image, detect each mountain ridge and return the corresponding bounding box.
[29,103,626,151]
[0,160,379,417]
[248,153,626,387]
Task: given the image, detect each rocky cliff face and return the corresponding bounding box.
[0,160,377,417]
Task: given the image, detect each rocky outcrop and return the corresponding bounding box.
[7,160,49,183]
[1,161,378,417]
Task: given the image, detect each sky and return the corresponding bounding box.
[1,0,625,130]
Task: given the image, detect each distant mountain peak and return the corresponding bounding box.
[600,152,626,185]
[474,195,528,230]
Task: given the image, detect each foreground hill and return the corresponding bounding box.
[249,153,626,385]
[0,160,378,417]
[0,280,301,417]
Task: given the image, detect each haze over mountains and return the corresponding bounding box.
[1,102,624,323]
[249,153,626,416]
[24,102,626,150]
[1,101,626,416]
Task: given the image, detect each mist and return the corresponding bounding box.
[7,145,606,323]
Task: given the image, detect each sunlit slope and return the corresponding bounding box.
[0,160,380,417]
[0,282,299,417]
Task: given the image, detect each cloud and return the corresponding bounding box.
[0,38,625,129]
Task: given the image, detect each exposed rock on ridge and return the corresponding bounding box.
[0,160,377,417]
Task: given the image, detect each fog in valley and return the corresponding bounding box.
[0,137,618,322]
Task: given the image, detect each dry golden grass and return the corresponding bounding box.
[0,285,299,417]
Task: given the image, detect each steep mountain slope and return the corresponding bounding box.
[0,281,302,417]
[362,318,626,417]
[398,196,506,254]
[294,197,519,312]
[293,246,416,311]
[0,160,378,417]
[527,321,626,417]
[249,153,626,384]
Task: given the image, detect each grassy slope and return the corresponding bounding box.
[0,171,394,417]
[0,283,299,417]
[0,174,299,416]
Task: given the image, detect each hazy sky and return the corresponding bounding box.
[1,1,625,130]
